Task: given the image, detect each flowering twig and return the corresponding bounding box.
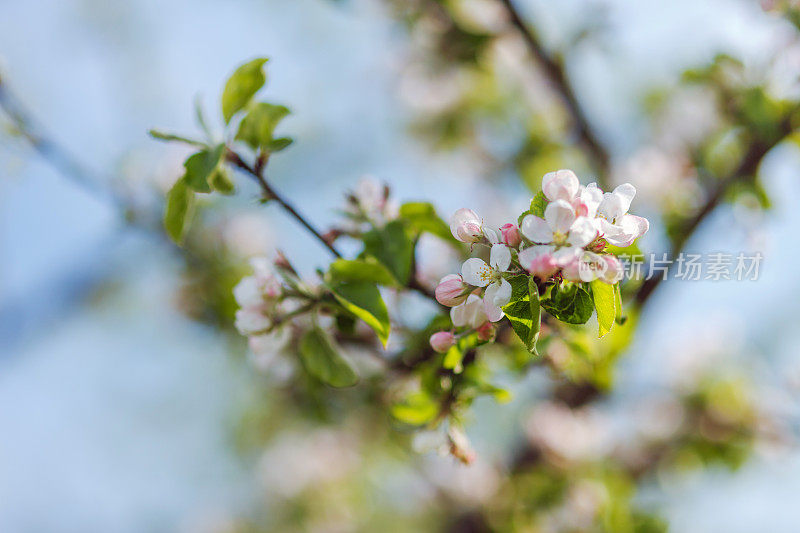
[495,0,611,186]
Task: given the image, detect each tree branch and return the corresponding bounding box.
[496,0,611,185]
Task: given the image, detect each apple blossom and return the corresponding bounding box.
[435,274,470,307]
[520,200,597,264]
[450,208,490,243]
[461,243,512,322]
[451,293,489,329]
[430,331,456,353]
[542,169,580,202]
[500,223,522,247]
[595,183,649,247]
[518,245,559,279]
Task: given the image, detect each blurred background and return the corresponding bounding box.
[2,0,800,531]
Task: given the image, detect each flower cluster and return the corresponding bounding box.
[430,170,648,351]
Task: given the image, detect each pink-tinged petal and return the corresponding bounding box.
[520,247,558,278]
[553,246,581,266]
[482,281,508,322]
[435,274,469,306]
[620,214,649,240]
[545,199,576,234]
[521,215,553,243]
[490,243,512,272]
[483,300,505,322]
[580,183,604,218]
[430,331,456,353]
[461,258,492,287]
[542,169,580,202]
[601,255,624,283]
[613,183,636,213]
[453,294,489,328]
[450,208,483,242]
[567,216,598,248]
[577,251,604,282]
[483,227,500,244]
[500,223,522,247]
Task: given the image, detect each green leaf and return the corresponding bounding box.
[590,280,616,338]
[221,57,269,123]
[299,327,358,387]
[209,166,234,194]
[362,220,415,285]
[501,275,541,354]
[327,258,397,287]
[183,144,226,193]
[542,282,594,324]
[267,137,294,152]
[442,332,479,373]
[329,281,391,346]
[517,191,548,227]
[164,178,195,244]
[398,202,452,242]
[391,390,439,426]
[613,283,625,325]
[148,129,205,147]
[234,102,291,150]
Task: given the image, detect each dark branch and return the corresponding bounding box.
[496,0,611,184]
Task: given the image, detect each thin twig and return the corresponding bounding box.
[496,0,611,185]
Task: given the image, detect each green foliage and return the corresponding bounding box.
[147,129,204,147]
[163,178,195,244]
[501,275,541,355]
[234,102,292,151]
[208,166,235,195]
[590,280,616,338]
[299,327,358,387]
[222,57,269,123]
[541,282,593,324]
[391,390,439,426]
[362,220,415,285]
[328,258,398,287]
[398,202,452,242]
[518,191,548,227]
[183,144,226,193]
[329,281,391,346]
[443,332,479,373]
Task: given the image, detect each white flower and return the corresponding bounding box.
[542,169,580,202]
[451,294,489,329]
[520,200,598,264]
[450,208,499,244]
[235,308,271,335]
[461,243,512,322]
[595,184,649,247]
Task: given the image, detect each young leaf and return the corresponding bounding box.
[517,191,548,227]
[590,279,616,338]
[234,102,291,150]
[221,57,269,123]
[327,258,398,287]
[148,129,205,147]
[209,167,235,195]
[501,275,541,354]
[299,327,358,387]
[329,281,391,347]
[613,282,625,325]
[541,282,594,324]
[362,220,415,285]
[398,202,452,242]
[267,137,294,152]
[183,144,226,193]
[529,191,548,218]
[164,178,195,244]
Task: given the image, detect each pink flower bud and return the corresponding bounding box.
[435,274,469,307]
[430,331,456,353]
[500,223,521,247]
[476,321,495,342]
[450,208,484,243]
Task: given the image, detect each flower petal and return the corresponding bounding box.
[461,257,492,287]
[545,199,576,234]
[233,276,262,308]
[490,243,512,272]
[613,183,636,213]
[542,169,580,202]
[580,183,604,218]
[566,216,598,248]
[520,215,553,243]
